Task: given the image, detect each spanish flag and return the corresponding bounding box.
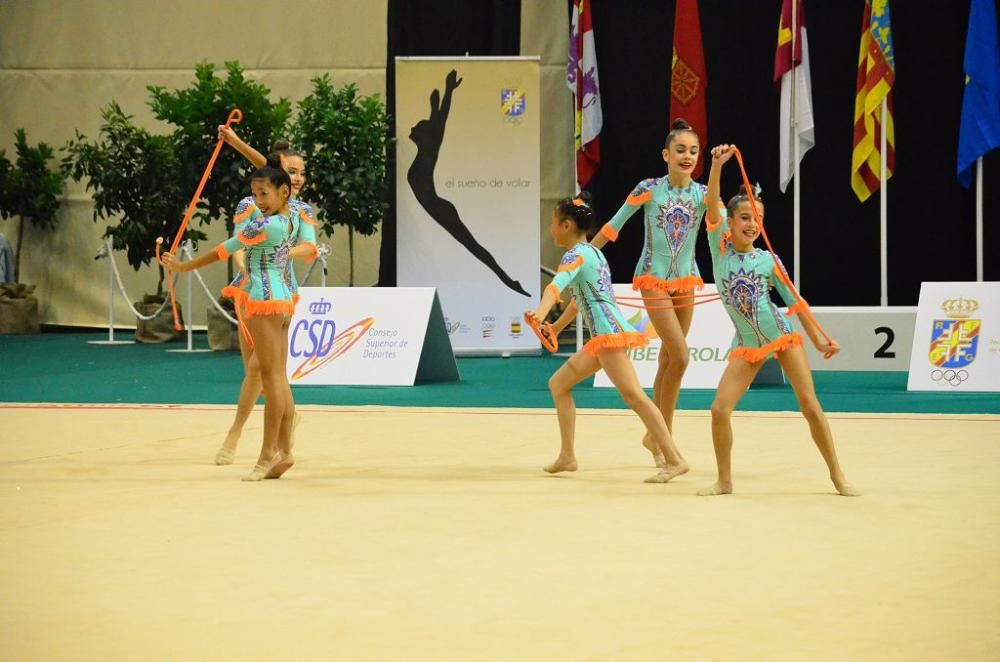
[670,0,708,179]
[851,0,895,202]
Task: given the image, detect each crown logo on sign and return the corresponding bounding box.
[309,298,332,315]
[941,297,978,319]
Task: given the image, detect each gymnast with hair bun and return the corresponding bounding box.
[526,193,688,484]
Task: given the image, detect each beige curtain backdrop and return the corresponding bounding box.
[0,0,572,327]
[522,2,576,277]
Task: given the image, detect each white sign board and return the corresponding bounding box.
[792,307,916,371]
[396,57,540,355]
[287,287,459,386]
[907,282,1000,392]
[594,284,735,389]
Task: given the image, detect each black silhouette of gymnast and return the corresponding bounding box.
[407,69,531,297]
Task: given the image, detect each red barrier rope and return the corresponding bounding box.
[157,108,243,330]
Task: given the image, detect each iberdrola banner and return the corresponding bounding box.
[396,57,541,355]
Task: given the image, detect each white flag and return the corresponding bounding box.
[775,0,815,192]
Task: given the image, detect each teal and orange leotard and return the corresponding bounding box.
[598,177,711,294]
[220,197,319,315]
[706,214,807,363]
[546,242,647,356]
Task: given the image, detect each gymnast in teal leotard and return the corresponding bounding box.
[698,144,858,498]
[527,193,689,484]
[214,131,321,466]
[162,160,316,482]
[589,118,709,463]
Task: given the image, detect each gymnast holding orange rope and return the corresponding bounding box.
[526,194,688,483]
[697,144,858,497]
[161,157,315,482]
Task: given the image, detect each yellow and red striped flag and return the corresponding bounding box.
[851,0,895,202]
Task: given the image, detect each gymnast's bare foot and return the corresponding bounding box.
[241,462,269,482]
[215,430,240,465]
[641,433,667,468]
[643,460,688,483]
[265,452,295,479]
[697,480,733,496]
[833,479,860,496]
[543,455,578,474]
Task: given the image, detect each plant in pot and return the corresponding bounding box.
[148,61,291,349]
[0,129,66,334]
[291,77,391,286]
[62,102,196,342]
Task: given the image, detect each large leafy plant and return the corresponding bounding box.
[63,103,191,294]
[62,62,291,292]
[148,61,291,236]
[292,76,391,284]
[0,129,66,282]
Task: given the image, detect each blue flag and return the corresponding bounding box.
[957,0,1000,188]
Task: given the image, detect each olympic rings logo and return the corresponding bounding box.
[930,368,969,387]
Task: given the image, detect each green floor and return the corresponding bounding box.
[1,331,997,414]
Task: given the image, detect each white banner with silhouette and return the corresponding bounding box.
[396,57,540,355]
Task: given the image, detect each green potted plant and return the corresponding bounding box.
[291,76,391,285]
[148,61,291,245]
[63,103,193,342]
[148,61,291,349]
[0,129,66,334]
[63,63,291,346]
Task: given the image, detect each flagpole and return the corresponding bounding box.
[791,0,801,291]
[976,157,983,281]
[880,97,888,307]
[570,7,584,353]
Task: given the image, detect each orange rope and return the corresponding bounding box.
[615,295,721,311]
[524,312,558,352]
[157,109,243,330]
[615,292,719,301]
[730,147,837,359]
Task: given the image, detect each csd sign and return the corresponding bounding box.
[289,319,337,358]
[290,297,336,358]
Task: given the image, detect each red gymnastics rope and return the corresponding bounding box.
[615,290,721,309]
[524,312,559,352]
[730,147,837,359]
[614,291,720,301]
[156,108,243,331]
[615,294,721,311]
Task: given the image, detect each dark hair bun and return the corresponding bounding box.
[271,139,291,151]
[670,118,692,131]
[737,183,764,201]
[265,153,284,169]
[555,191,598,233]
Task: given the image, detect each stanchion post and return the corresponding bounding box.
[89,241,135,345]
[166,241,211,353]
